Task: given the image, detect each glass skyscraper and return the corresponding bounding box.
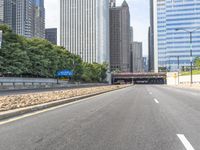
[153,0,200,71]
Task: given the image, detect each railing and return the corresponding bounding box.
[0,77,107,90]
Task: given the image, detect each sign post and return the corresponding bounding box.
[56,70,74,84]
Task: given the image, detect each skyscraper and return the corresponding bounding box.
[130,26,134,72]
[3,0,45,38]
[149,0,156,72]
[33,0,45,38]
[60,0,110,64]
[15,0,35,38]
[152,0,200,71]
[4,0,17,32]
[45,28,57,45]
[0,0,4,23]
[110,0,131,72]
[132,42,143,73]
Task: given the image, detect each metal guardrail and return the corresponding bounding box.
[0,77,108,91]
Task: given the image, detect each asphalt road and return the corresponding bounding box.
[0,85,200,150]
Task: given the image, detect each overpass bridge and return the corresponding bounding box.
[112,73,167,84]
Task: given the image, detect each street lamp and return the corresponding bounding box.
[175,27,200,85]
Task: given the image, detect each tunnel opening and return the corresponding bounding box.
[113,78,166,85]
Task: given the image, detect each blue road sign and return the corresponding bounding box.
[56,70,73,77]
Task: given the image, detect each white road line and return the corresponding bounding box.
[154,98,159,104]
[0,94,104,126]
[177,134,195,150]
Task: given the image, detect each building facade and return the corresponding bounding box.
[33,0,45,38]
[143,57,148,72]
[130,26,134,72]
[149,0,157,72]
[0,0,4,23]
[3,0,45,38]
[110,0,130,72]
[153,0,200,71]
[60,0,110,64]
[132,42,143,72]
[16,0,34,38]
[4,0,17,32]
[45,28,57,45]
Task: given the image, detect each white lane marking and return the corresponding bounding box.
[154,98,159,104]
[177,134,195,150]
[0,93,106,126]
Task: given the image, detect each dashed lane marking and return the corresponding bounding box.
[154,98,159,104]
[177,134,195,150]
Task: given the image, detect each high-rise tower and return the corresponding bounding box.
[3,0,45,38]
[0,0,4,23]
[152,0,200,71]
[110,0,131,72]
[60,0,110,64]
[33,0,45,38]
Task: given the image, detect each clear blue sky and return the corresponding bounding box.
[45,0,149,56]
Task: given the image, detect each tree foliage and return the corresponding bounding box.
[0,24,107,82]
[194,57,200,68]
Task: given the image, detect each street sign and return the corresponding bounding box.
[0,30,2,48]
[56,70,73,77]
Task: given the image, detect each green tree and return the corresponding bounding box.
[0,24,107,82]
[0,25,30,75]
[194,57,200,68]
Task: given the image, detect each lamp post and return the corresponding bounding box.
[175,27,200,85]
[177,56,180,84]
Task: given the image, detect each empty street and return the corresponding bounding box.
[0,85,200,150]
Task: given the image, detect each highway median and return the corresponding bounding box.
[0,85,130,121]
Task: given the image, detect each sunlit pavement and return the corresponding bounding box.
[0,85,199,150]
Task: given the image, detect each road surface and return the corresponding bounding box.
[0,85,199,150]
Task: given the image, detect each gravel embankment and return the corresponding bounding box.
[0,85,129,112]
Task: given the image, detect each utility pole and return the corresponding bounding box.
[189,32,193,85]
[177,56,180,85]
[175,27,200,85]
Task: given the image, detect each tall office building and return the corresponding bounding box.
[0,0,4,23]
[16,0,34,38]
[143,57,148,72]
[132,42,143,73]
[45,28,57,45]
[4,0,17,32]
[130,26,133,42]
[152,0,200,71]
[110,0,131,72]
[33,0,45,38]
[60,0,110,64]
[3,0,45,38]
[130,26,134,72]
[149,0,156,72]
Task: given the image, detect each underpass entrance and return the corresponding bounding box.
[112,73,167,85]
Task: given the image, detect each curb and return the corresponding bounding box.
[0,86,130,121]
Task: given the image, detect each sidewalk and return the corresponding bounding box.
[173,84,200,90]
